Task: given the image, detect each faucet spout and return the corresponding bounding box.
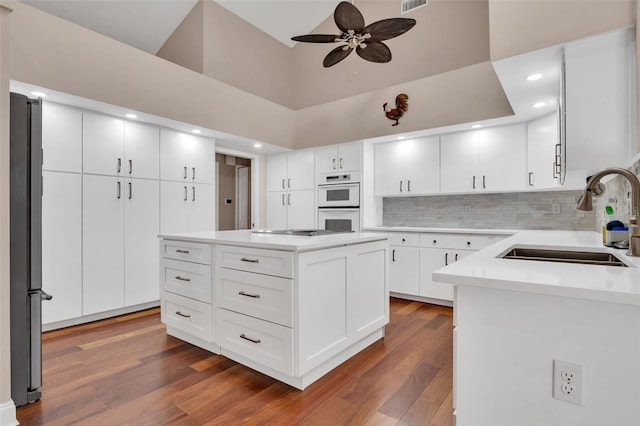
[577,167,640,256]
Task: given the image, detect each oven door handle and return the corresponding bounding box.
[318,208,360,212]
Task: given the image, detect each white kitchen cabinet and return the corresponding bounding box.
[124,178,160,306]
[441,124,526,193]
[266,189,315,230]
[315,142,361,174]
[42,102,82,173]
[374,137,440,196]
[160,181,214,234]
[527,113,560,190]
[41,171,82,324]
[565,28,636,175]
[420,248,470,301]
[266,150,315,192]
[160,129,215,184]
[82,174,125,315]
[124,122,160,180]
[388,233,420,295]
[266,191,287,230]
[83,112,125,176]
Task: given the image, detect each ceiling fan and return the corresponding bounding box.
[291,1,416,68]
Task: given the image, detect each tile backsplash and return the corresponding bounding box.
[382,190,595,230]
[592,158,640,231]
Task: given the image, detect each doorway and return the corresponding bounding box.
[215,153,252,231]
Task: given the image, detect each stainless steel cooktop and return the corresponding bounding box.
[251,229,354,237]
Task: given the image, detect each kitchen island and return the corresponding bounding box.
[158,230,389,390]
[434,230,640,426]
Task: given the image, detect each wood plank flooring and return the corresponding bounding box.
[17,298,453,425]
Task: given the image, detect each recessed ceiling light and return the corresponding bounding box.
[471,124,482,129]
[31,91,47,98]
[533,101,546,108]
[397,136,405,140]
[191,129,202,134]
[125,113,137,119]
[526,73,543,81]
[253,143,262,148]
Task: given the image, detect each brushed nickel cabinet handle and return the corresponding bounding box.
[455,253,459,262]
[287,178,291,189]
[287,193,291,205]
[240,334,261,344]
[528,172,534,187]
[175,311,191,318]
[482,175,486,189]
[192,167,195,180]
[281,193,285,206]
[117,181,121,199]
[339,157,343,169]
[175,249,190,254]
[239,291,260,299]
[192,186,195,202]
[175,276,191,282]
[408,180,411,192]
[128,182,132,199]
[281,178,285,189]
[184,186,187,201]
[240,257,259,263]
[399,180,403,192]
[472,176,476,189]
[183,166,188,179]
[332,158,336,170]
[117,158,122,173]
[553,162,558,179]
[445,252,449,266]
[128,159,132,174]
[392,249,396,262]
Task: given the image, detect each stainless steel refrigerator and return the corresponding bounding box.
[10,92,50,407]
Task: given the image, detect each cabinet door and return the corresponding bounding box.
[337,143,361,172]
[314,145,339,174]
[160,129,191,182]
[405,136,440,195]
[266,191,287,229]
[124,122,159,180]
[41,171,82,324]
[419,248,451,301]
[83,174,125,315]
[440,131,479,193]
[190,135,215,184]
[160,180,190,234]
[374,141,405,196]
[390,245,419,295]
[124,178,160,306]
[286,189,316,229]
[266,153,288,192]
[528,113,560,189]
[479,124,526,191]
[287,150,315,190]
[189,183,215,232]
[83,112,124,176]
[42,102,82,173]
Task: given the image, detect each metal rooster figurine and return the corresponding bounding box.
[383,94,409,126]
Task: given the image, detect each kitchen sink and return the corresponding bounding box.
[501,247,627,267]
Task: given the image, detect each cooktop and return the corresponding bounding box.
[251,229,354,236]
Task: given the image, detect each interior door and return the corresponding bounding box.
[236,166,250,229]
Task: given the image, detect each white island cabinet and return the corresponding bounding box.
[159,230,389,389]
[434,231,640,426]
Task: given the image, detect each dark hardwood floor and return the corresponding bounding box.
[17,298,453,425]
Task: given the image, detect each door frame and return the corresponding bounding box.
[215,146,259,230]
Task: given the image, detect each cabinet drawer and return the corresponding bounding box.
[216,245,293,278]
[161,291,212,341]
[217,308,293,375]
[388,233,420,246]
[216,268,293,327]
[420,233,497,250]
[161,240,212,265]
[161,259,212,302]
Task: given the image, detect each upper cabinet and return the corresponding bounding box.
[83,112,125,176]
[316,142,361,175]
[564,28,636,174]
[441,124,526,193]
[266,150,315,192]
[374,137,440,196]
[527,113,561,190]
[160,129,215,184]
[42,102,82,173]
[124,122,160,180]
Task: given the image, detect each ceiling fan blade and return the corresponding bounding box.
[291,34,340,43]
[323,45,353,67]
[356,41,391,63]
[363,18,416,41]
[334,1,365,33]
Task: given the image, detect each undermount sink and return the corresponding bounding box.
[502,247,628,267]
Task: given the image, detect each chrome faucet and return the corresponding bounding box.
[577,167,640,256]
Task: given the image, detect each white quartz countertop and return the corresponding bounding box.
[433,230,640,306]
[364,226,518,235]
[159,230,389,252]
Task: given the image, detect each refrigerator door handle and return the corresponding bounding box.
[27,291,43,390]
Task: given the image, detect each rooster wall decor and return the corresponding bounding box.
[383,94,409,126]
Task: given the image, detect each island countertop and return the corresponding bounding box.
[158,229,389,252]
[433,230,640,306]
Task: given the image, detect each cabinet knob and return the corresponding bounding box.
[466,241,471,246]
[433,240,437,244]
[401,238,406,243]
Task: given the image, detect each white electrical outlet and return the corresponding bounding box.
[553,360,584,405]
[463,205,471,215]
[552,203,561,214]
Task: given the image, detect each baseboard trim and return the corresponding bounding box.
[0,400,18,426]
[42,301,160,332]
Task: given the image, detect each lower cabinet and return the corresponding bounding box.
[160,180,215,234]
[419,248,471,301]
[389,234,420,295]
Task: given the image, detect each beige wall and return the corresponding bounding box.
[489,0,636,61]
[156,0,204,74]
[7,1,297,149]
[0,3,14,422]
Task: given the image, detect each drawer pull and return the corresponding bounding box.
[175,311,191,318]
[175,276,191,282]
[240,334,261,344]
[239,291,261,299]
[240,257,259,263]
[175,249,190,254]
